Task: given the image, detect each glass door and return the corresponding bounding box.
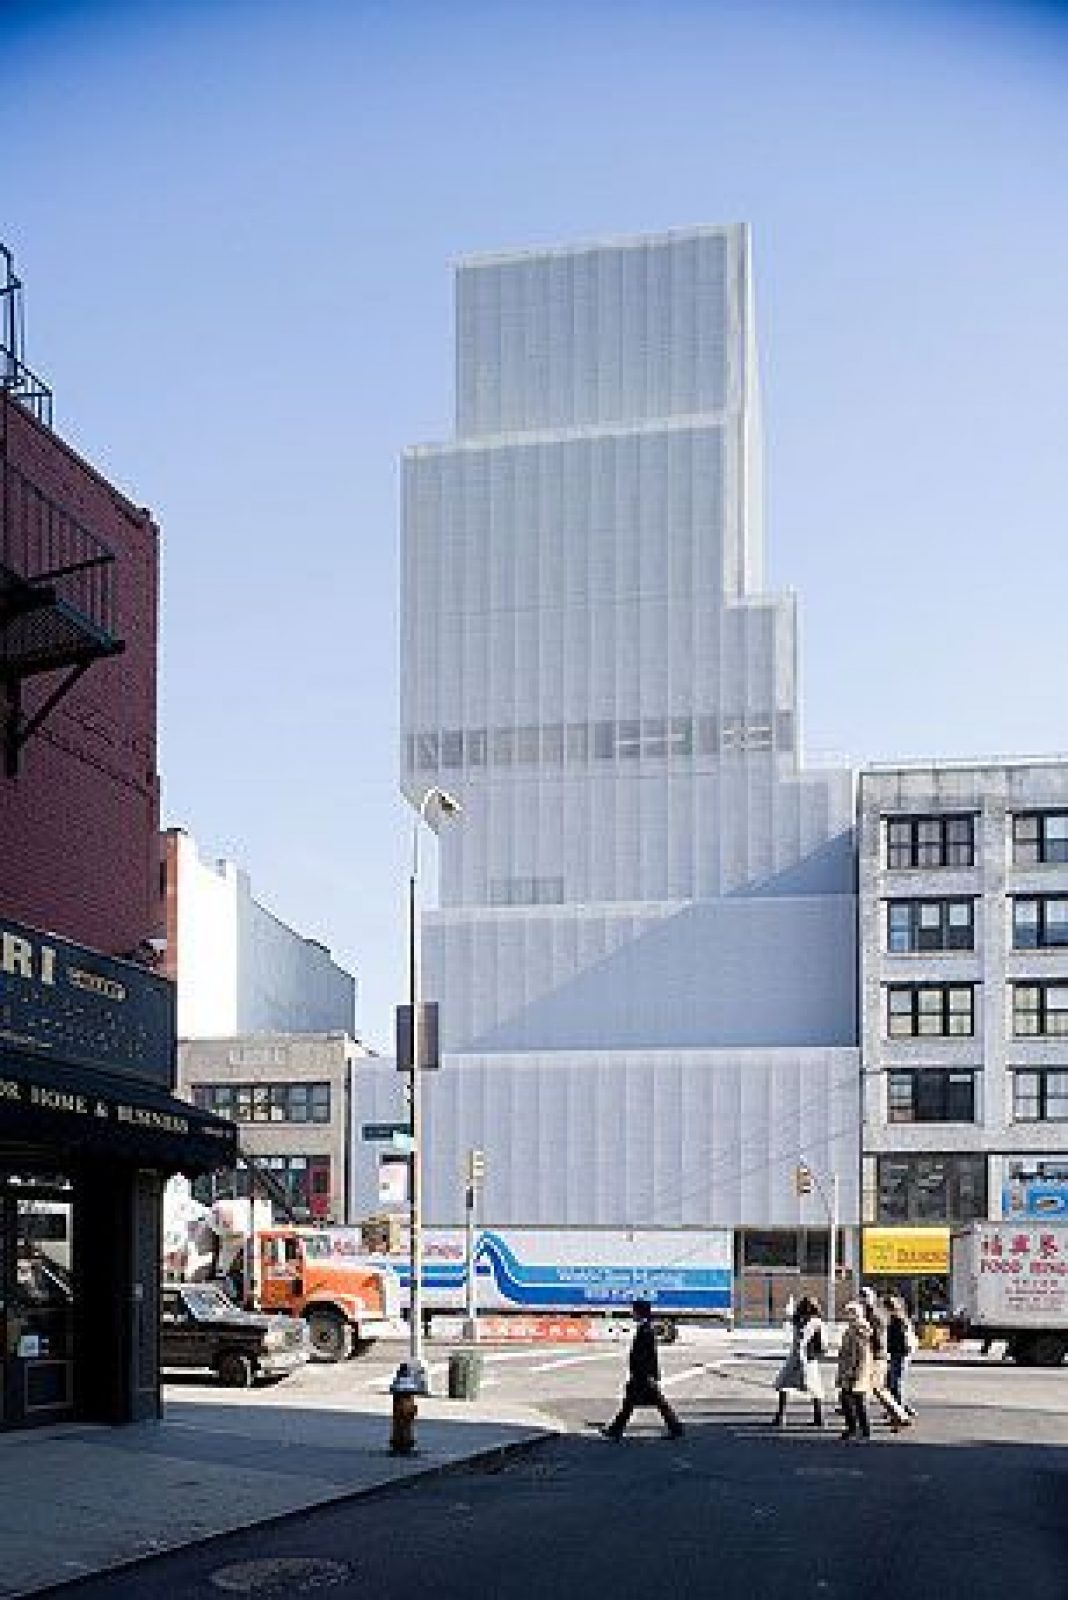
[3,1178,75,1426]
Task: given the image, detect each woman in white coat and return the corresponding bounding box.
[772,1294,825,1428]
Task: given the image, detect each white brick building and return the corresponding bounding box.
[859,759,1068,1284]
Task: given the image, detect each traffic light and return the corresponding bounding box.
[795,1163,813,1197]
[466,1148,486,1186]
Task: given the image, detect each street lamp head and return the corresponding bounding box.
[421,786,463,822]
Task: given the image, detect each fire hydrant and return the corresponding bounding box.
[389,1362,420,1455]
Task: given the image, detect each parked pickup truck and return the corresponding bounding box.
[161,1282,310,1387]
[950,1221,1068,1367]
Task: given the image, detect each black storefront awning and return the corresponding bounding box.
[0,915,236,1174]
[0,1050,237,1174]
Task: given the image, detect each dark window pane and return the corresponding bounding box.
[1014,900,1040,949]
[1044,815,1068,863]
[945,1073,976,1122]
[593,721,615,759]
[743,1231,799,1268]
[887,904,912,953]
[947,901,974,949]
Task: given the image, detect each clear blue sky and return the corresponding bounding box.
[4,0,1067,1048]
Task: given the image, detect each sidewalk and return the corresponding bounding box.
[0,1386,557,1599]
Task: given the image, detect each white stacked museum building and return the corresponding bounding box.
[360,225,862,1315]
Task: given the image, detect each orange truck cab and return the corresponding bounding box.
[253,1227,401,1361]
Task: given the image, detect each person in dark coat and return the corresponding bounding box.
[604,1298,684,1440]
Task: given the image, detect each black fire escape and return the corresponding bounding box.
[1,244,124,777]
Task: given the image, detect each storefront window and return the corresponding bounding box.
[877,1155,987,1223]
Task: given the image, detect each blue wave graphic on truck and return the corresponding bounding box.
[386,1231,731,1313]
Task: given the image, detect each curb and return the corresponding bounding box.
[8,1428,559,1600]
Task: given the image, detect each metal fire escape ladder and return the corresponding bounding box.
[1,245,126,777]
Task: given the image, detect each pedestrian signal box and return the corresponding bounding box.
[466,1148,486,1186]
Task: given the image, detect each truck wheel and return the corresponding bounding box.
[216,1350,254,1388]
[306,1311,354,1363]
[653,1318,678,1345]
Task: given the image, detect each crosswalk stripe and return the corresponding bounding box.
[528,1351,619,1374]
[658,1364,708,1390]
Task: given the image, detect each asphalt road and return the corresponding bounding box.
[55,1339,1068,1600]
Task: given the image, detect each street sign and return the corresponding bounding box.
[395,1001,441,1071]
[362,1121,409,1142]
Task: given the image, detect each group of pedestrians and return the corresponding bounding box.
[602,1288,919,1444]
[774,1285,919,1441]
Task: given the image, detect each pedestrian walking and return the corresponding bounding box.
[837,1300,874,1441]
[604,1298,684,1440]
[884,1292,918,1419]
[772,1294,825,1429]
[860,1285,910,1430]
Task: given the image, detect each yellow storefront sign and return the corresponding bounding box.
[862,1227,950,1276]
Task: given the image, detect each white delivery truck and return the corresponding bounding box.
[950,1221,1068,1366]
[321,1226,734,1339]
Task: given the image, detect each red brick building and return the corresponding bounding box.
[0,387,160,958]
[1,244,234,1431]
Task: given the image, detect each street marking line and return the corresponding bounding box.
[528,1351,620,1373]
[477,1348,582,1366]
[658,1364,709,1390]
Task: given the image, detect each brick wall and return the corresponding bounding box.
[0,397,161,955]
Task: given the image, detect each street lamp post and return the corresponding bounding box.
[405,786,461,1393]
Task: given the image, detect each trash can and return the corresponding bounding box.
[448,1350,483,1400]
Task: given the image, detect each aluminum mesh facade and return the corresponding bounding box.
[402,226,853,1057]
